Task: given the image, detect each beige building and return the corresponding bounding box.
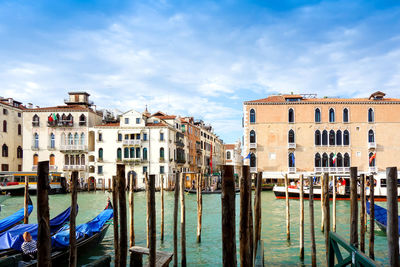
[224,140,242,178]
[243,91,400,179]
[0,97,24,172]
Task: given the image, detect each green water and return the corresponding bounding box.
[0,191,390,266]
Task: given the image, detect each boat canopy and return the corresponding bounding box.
[51,208,113,248]
[0,206,75,251]
[367,201,400,235]
[0,205,33,233]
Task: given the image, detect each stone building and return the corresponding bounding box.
[224,140,243,178]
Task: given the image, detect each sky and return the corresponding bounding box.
[1,0,400,143]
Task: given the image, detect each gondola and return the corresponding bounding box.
[366,201,400,234]
[19,201,113,267]
[0,198,33,234]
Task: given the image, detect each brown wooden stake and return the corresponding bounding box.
[369,174,375,260]
[88,178,90,192]
[94,178,97,192]
[284,173,290,240]
[102,177,105,192]
[24,175,29,224]
[320,174,324,232]
[180,172,187,267]
[248,174,254,267]
[240,166,251,266]
[160,174,164,242]
[117,165,127,267]
[197,173,203,243]
[69,171,78,267]
[173,172,180,267]
[222,165,237,267]
[145,172,150,248]
[108,178,111,192]
[112,175,120,267]
[332,175,336,232]
[360,174,366,253]
[149,174,156,267]
[386,167,399,267]
[129,172,135,247]
[309,176,316,267]
[254,172,262,261]
[349,167,358,248]
[299,174,304,260]
[37,161,51,267]
[323,173,330,266]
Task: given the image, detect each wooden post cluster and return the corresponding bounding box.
[323,173,330,266]
[386,167,399,267]
[369,174,375,260]
[299,174,304,260]
[332,175,336,232]
[240,166,251,266]
[149,174,156,267]
[37,161,51,267]
[69,171,78,267]
[221,165,237,267]
[112,175,120,267]
[284,174,290,240]
[129,172,135,247]
[145,172,150,248]
[180,172,187,267]
[117,165,127,267]
[197,173,203,243]
[349,167,358,248]
[173,173,180,267]
[320,174,325,232]
[360,174,366,253]
[24,175,29,224]
[308,176,317,267]
[160,174,164,242]
[254,172,262,262]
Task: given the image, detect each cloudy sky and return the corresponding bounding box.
[1,0,400,143]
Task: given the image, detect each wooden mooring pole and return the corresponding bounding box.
[369,174,375,260]
[349,167,358,248]
[145,172,150,248]
[332,175,336,232]
[386,167,399,267]
[117,165,127,267]
[108,178,111,192]
[284,173,290,240]
[254,172,262,261]
[197,173,203,243]
[37,161,51,267]
[240,166,251,266]
[149,174,156,267]
[112,175,120,267]
[69,171,78,267]
[24,175,29,224]
[222,165,237,267]
[323,173,330,266]
[299,174,304,260]
[173,173,180,267]
[180,172,187,267]
[129,172,135,247]
[309,176,317,267]
[320,174,324,232]
[102,177,105,192]
[248,174,254,267]
[360,174,366,253]
[160,174,164,242]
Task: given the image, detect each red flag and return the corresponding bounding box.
[369,153,376,164]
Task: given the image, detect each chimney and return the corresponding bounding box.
[8,98,13,105]
[27,103,33,109]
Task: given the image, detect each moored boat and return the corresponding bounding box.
[0,199,33,234]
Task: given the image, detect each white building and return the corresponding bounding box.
[224,140,243,177]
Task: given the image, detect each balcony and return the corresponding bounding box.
[122,140,141,146]
[116,158,122,162]
[159,157,165,163]
[60,145,88,151]
[315,167,350,174]
[288,143,296,149]
[322,167,330,173]
[249,143,257,149]
[368,142,376,149]
[32,122,40,127]
[250,167,257,173]
[288,167,296,173]
[49,165,57,171]
[175,140,185,147]
[314,167,322,173]
[64,165,87,171]
[79,121,87,126]
[48,121,74,127]
[32,165,38,171]
[31,146,39,151]
[176,158,186,164]
[369,166,377,173]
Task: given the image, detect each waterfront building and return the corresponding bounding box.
[224,140,243,178]
[0,97,24,172]
[243,91,400,179]
[22,92,102,183]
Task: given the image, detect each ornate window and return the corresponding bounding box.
[34,133,39,148]
[288,153,295,167]
[136,147,140,158]
[288,108,294,123]
[368,108,374,123]
[81,154,85,165]
[315,153,321,167]
[17,146,23,158]
[288,129,295,143]
[250,109,256,123]
[79,114,86,126]
[74,133,79,145]
[124,147,129,158]
[343,108,349,123]
[160,147,165,159]
[64,154,69,165]
[250,130,256,143]
[250,153,256,167]
[368,129,374,143]
[50,133,55,148]
[130,147,135,158]
[337,153,343,167]
[322,153,328,167]
[2,144,8,157]
[117,148,122,160]
[329,153,335,167]
[315,130,321,146]
[343,130,350,145]
[329,130,335,146]
[344,153,350,167]
[336,130,342,146]
[329,108,335,122]
[98,148,103,161]
[2,120,6,132]
[315,108,321,123]
[68,133,73,145]
[227,151,231,160]
[143,148,148,160]
[322,130,328,145]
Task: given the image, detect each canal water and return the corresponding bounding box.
[0,191,391,266]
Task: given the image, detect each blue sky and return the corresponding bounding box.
[1,0,400,143]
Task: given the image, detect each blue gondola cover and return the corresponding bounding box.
[366,201,400,234]
[0,205,33,233]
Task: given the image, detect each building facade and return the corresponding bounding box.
[224,140,243,178]
[243,91,400,179]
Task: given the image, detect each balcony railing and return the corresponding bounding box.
[31,146,39,151]
[250,167,257,173]
[175,140,185,147]
[176,158,186,164]
[47,145,56,150]
[315,167,350,174]
[249,143,257,149]
[288,167,296,173]
[288,143,296,149]
[32,165,37,171]
[159,157,165,163]
[314,167,322,173]
[60,145,88,151]
[122,140,141,146]
[368,142,376,149]
[369,166,377,173]
[49,165,57,171]
[63,165,86,171]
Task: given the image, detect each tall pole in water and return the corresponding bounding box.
[309,176,316,267]
[149,174,156,267]
[360,174,366,253]
[117,165,127,267]
[112,175,120,267]
[69,171,78,267]
[160,174,164,242]
[323,173,330,266]
[24,175,29,224]
[284,173,290,240]
[180,172,187,267]
[369,174,375,260]
[386,167,399,267]
[349,167,358,248]
[129,172,135,247]
[299,174,304,260]
[240,166,251,266]
[173,173,180,267]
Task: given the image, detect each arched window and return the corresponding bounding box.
[227,151,231,160]
[75,154,80,165]
[17,146,23,158]
[64,154,69,165]
[329,153,335,167]
[81,154,85,165]
[315,153,321,167]
[250,153,256,167]
[336,130,342,146]
[368,129,374,143]
[118,133,122,141]
[61,133,66,146]
[79,114,86,126]
[288,153,295,167]
[329,130,335,146]
[329,108,335,122]
[344,153,350,167]
[288,108,294,123]
[70,154,75,165]
[368,108,374,122]
[322,130,328,145]
[34,133,39,148]
[74,133,79,145]
[2,144,8,157]
[50,133,55,148]
[250,130,256,143]
[68,133,73,145]
[250,109,256,123]
[322,153,328,167]
[67,113,73,126]
[288,129,295,143]
[80,133,85,145]
[136,147,140,158]
[49,154,55,166]
[32,115,39,126]
[369,152,376,167]
[130,147,135,158]
[18,124,21,135]
[124,147,129,158]
[315,130,321,146]
[343,130,350,145]
[2,120,6,132]
[315,108,321,123]
[337,153,343,167]
[343,108,349,123]
[117,148,122,160]
[33,154,38,165]
[98,148,103,160]
[160,147,165,159]
[143,148,148,160]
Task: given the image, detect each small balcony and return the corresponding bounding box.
[288,143,296,149]
[329,167,337,173]
[175,140,185,147]
[79,121,87,126]
[314,167,322,173]
[47,145,56,150]
[122,140,141,146]
[31,146,39,151]
[250,167,257,173]
[176,158,186,164]
[159,157,165,163]
[60,145,88,152]
[32,122,40,127]
[322,167,329,173]
[32,165,38,171]
[368,142,376,149]
[116,158,122,162]
[369,166,377,173]
[249,143,257,149]
[49,165,57,171]
[288,167,296,173]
